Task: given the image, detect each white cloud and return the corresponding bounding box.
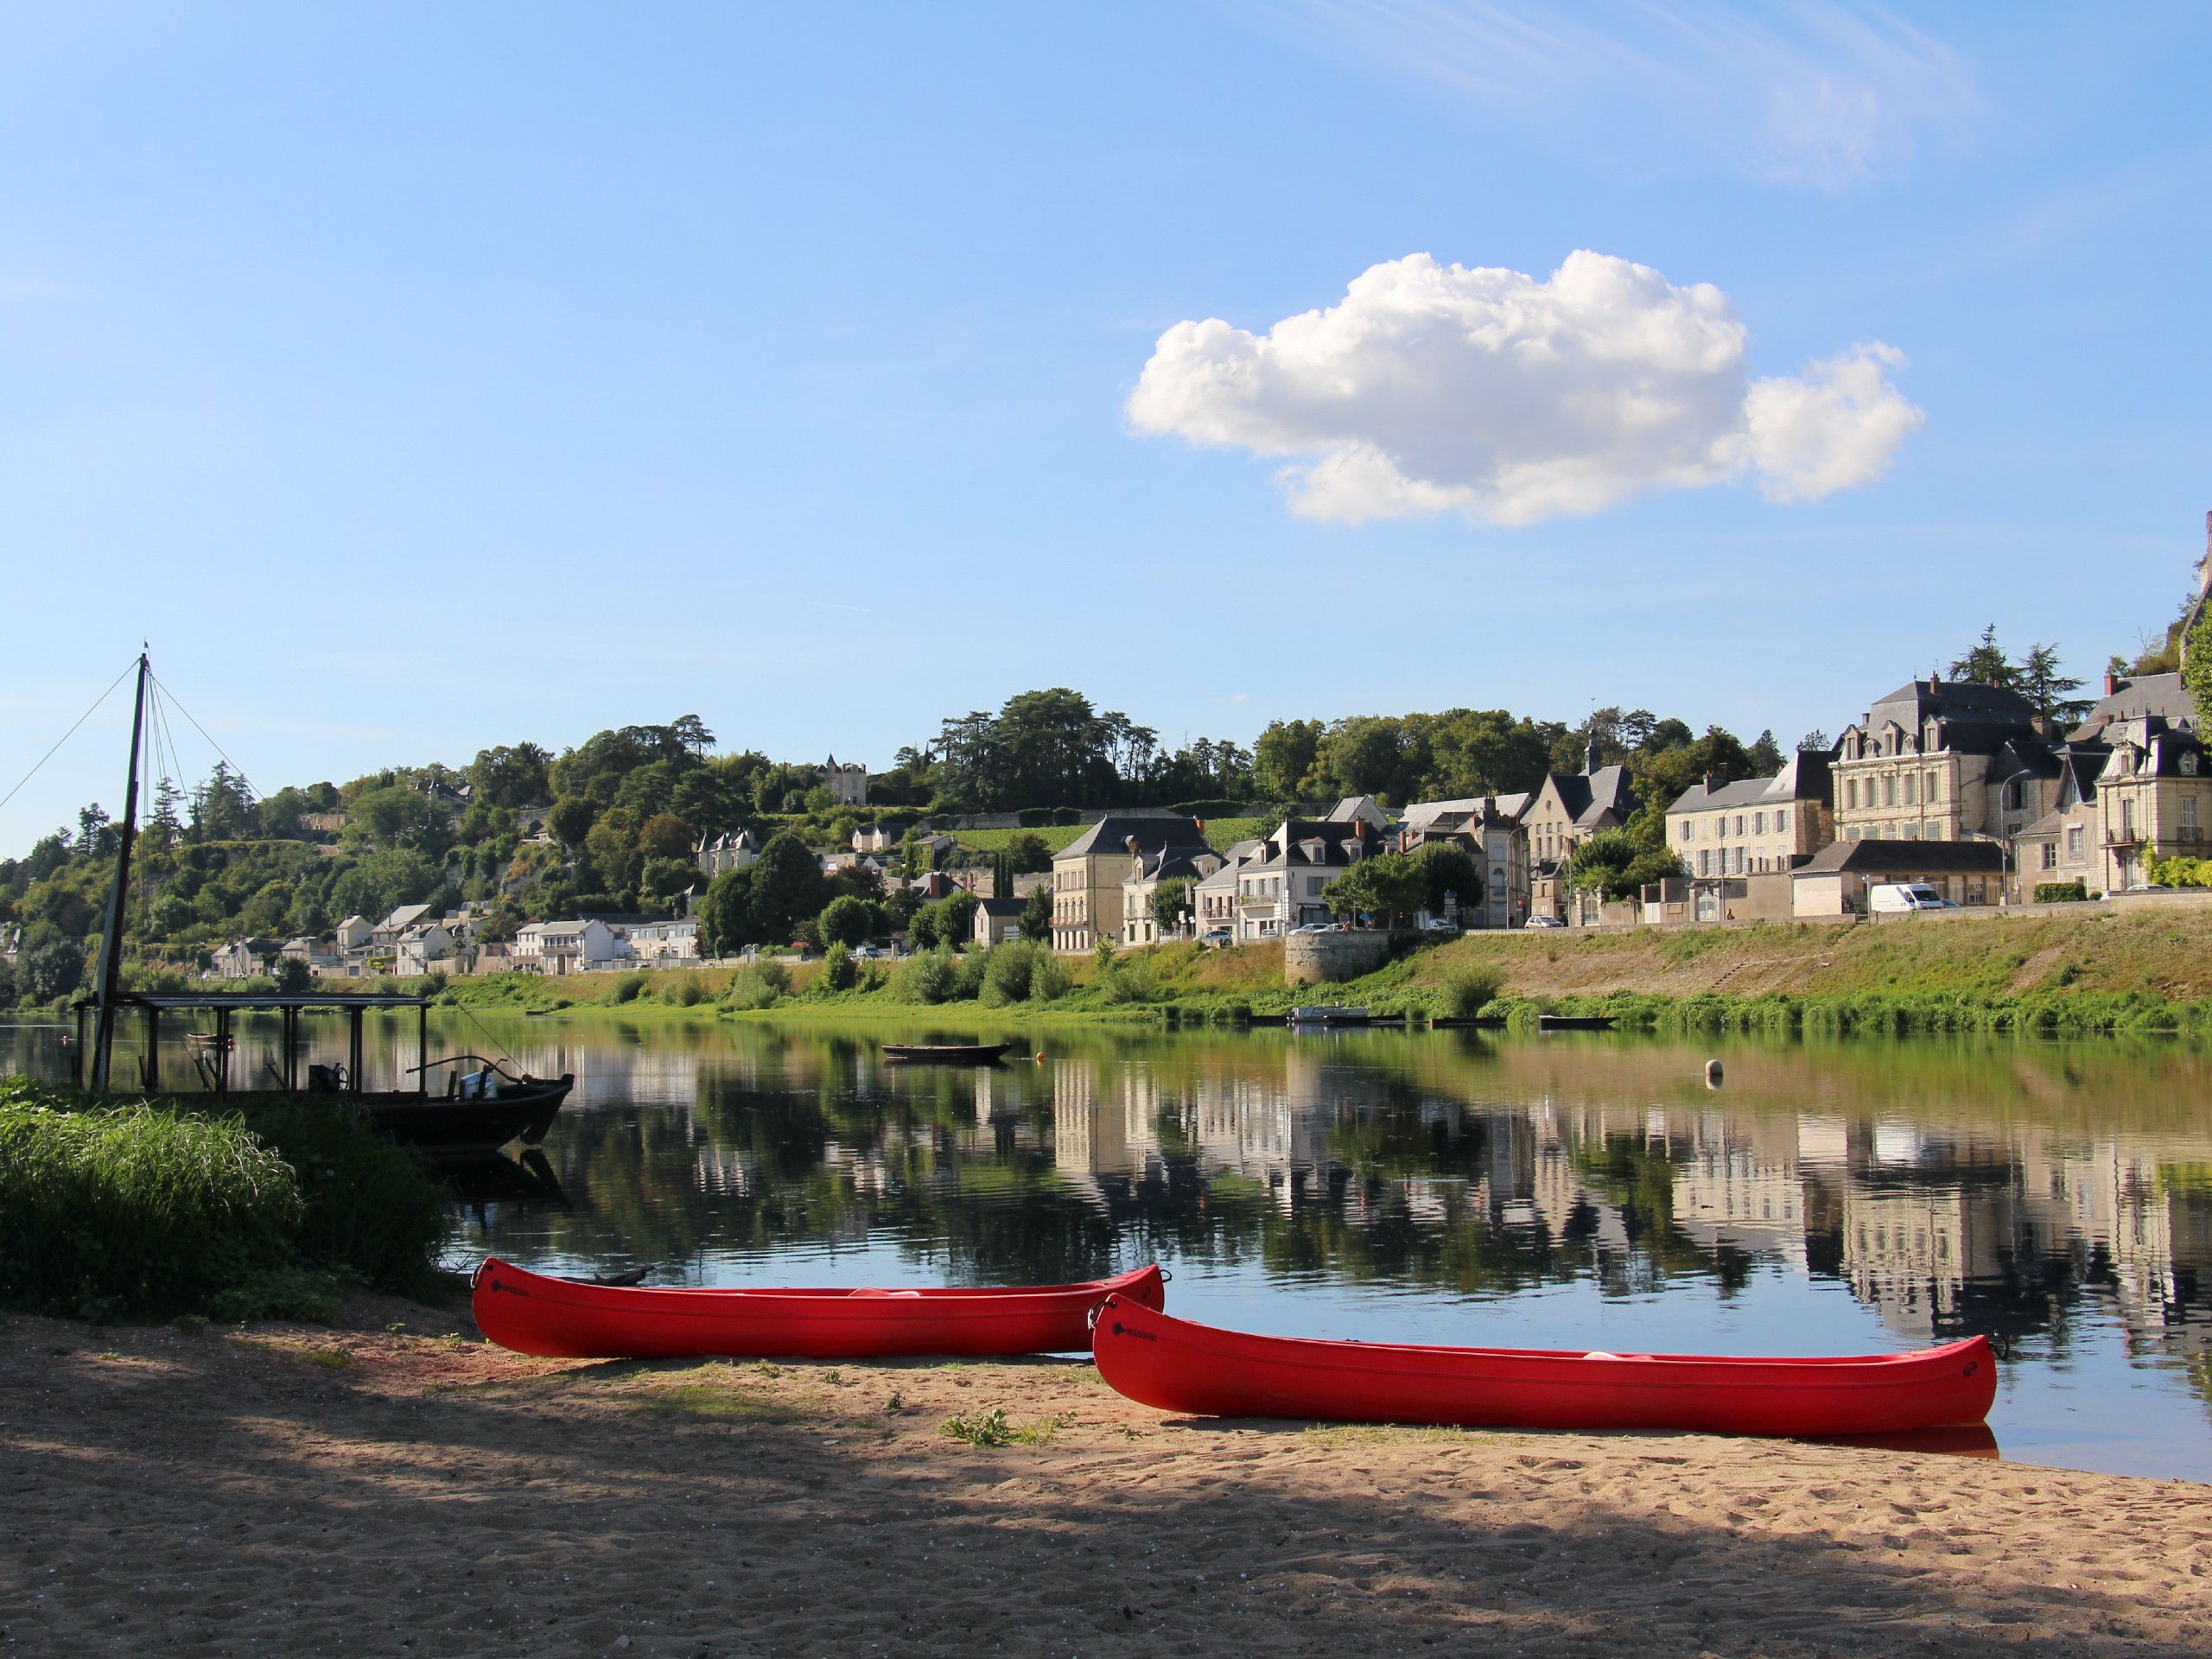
[1127,251,1921,525]
[1235,0,1982,191]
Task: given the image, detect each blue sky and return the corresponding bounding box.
[3,3,2209,848]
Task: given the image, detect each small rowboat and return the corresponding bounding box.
[881,1042,1013,1064]
[474,1257,1166,1359]
[1089,1296,1995,1438]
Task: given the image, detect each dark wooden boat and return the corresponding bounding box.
[1537,1014,1616,1031]
[1289,1006,1370,1026]
[475,1256,1166,1359]
[881,1042,1013,1064]
[1090,1295,1997,1438]
[352,1076,572,1154]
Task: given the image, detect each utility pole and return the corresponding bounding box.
[91,652,149,1092]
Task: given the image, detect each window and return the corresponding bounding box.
[1753,811,1766,836]
[1882,775,1897,807]
[2067,825,2084,859]
[1698,849,1711,876]
[1733,814,1745,836]
[2185,795,2199,830]
[1731,846,1745,875]
[1903,823,1921,840]
[2041,842,2057,869]
[1777,809,1790,833]
[2122,799,2135,836]
[1846,779,1859,809]
[1927,772,1942,804]
[1679,818,1694,842]
[1903,774,1916,806]
[2185,753,2201,777]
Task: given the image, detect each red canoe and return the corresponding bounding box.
[1089,1296,1995,1438]
[474,1257,1166,1360]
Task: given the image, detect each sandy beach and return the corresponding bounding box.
[3,1293,2208,1657]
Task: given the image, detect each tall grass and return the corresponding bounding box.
[0,1077,449,1320]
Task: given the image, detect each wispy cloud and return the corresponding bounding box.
[1233,0,1983,189]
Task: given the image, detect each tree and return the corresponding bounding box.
[1745,730,1784,776]
[1019,884,1053,943]
[1410,842,1479,914]
[2018,643,2092,725]
[1798,730,1833,753]
[747,832,830,944]
[20,939,83,1003]
[698,866,756,957]
[817,894,880,948]
[1323,854,1428,927]
[1149,877,1192,935]
[468,743,551,808]
[547,796,598,849]
[271,955,312,994]
[1566,828,1683,901]
[1948,625,2019,690]
[1252,720,1325,800]
[584,807,645,898]
[638,813,696,861]
[2185,610,2212,730]
[1002,831,1053,874]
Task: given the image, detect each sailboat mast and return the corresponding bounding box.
[89,652,149,1092]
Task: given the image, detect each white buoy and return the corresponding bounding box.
[1704,1058,1724,1087]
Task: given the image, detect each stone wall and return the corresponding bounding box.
[1283,929,1392,986]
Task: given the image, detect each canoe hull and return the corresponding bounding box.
[1090,1297,1995,1438]
[474,1257,1166,1360]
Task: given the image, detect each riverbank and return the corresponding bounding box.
[5,1293,2203,1656]
[412,904,2212,1038]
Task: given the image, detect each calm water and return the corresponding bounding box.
[11,1012,2212,1481]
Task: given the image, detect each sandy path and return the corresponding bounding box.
[3,1296,2209,1657]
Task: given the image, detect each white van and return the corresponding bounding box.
[1868,882,1957,914]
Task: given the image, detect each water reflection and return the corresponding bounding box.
[10,1014,2212,1478]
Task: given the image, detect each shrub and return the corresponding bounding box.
[1031,950,1071,1002]
[895,948,961,1005]
[1102,951,1159,1005]
[238,1100,448,1294]
[0,1091,302,1317]
[1442,963,1507,1020]
[821,942,857,992]
[980,941,1037,1006]
[2035,882,2089,904]
[669,972,706,1007]
[952,949,988,1001]
[612,971,649,1004]
[721,961,789,1010]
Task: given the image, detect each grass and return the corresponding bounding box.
[630,1364,804,1423]
[939,1405,1075,1446]
[0,1077,450,1323]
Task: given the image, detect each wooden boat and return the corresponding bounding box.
[1537,1014,1616,1031]
[356,1077,572,1154]
[1088,1296,1996,1438]
[474,1256,1167,1359]
[880,1042,1013,1064]
[1289,1006,1370,1026]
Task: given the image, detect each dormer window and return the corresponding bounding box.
[2184,753,2201,777]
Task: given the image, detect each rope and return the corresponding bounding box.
[0,657,139,812]
[148,671,260,802]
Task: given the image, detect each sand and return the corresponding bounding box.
[3,1294,2209,1657]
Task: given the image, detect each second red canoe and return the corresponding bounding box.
[1090,1295,1994,1438]
[474,1257,1165,1359]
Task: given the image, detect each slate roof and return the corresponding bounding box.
[1793,838,2006,875]
[1053,816,1210,860]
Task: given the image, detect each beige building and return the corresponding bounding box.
[1050,816,1209,954]
[1522,741,1638,923]
[1664,752,1834,880]
[2086,717,2210,891]
[1833,678,2055,845]
[1121,844,1227,945]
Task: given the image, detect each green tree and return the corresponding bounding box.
[1149,876,1192,934]
[547,796,598,849]
[820,942,857,992]
[817,894,880,948]
[1948,625,2019,690]
[1019,884,1053,943]
[1003,830,1052,874]
[1566,828,1684,900]
[2185,610,2212,729]
[1323,854,1428,927]
[747,832,831,944]
[468,743,551,808]
[1252,719,1325,800]
[698,866,757,956]
[2019,642,2092,724]
[1410,842,1479,913]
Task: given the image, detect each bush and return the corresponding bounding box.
[612,971,649,1004]
[821,942,857,992]
[1102,951,1159,1004]
[980,941,1037,1006]
[894,947,961,1005]
[237,1101,448,1295]
[1442,963,1507,1020]
[721,963,788,1010]
[1031,950,1071,1002]
[0,1090,302,1317]
[669,972,706,1007]
[2035,882,2089,904]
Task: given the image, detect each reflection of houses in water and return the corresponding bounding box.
[693,1142,754,1198]
[1839,1186,1980,1339]
[1049,1058,1165,1179]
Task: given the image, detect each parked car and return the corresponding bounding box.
[1419,917,1461,934]
[1868,882,1957,914]
[1523,915,1567,930]
[1199,928,1234,949]
[1288,921,1344,934]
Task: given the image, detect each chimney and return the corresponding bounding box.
[1585,734,1602,774]
[1703,772,1723,796]
[2105,671,2120,696]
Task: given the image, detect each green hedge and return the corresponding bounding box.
[2035,881,2089,903]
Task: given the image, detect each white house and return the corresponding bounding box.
[372,903,435,950]
[696,830,760,879]
[819,755,868,806]
[211,938,279,980]
[280,936,345,972]
[626,918,701,963]
[513,918,629,974]
[334,914,374,953]
[394,923,457,976]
